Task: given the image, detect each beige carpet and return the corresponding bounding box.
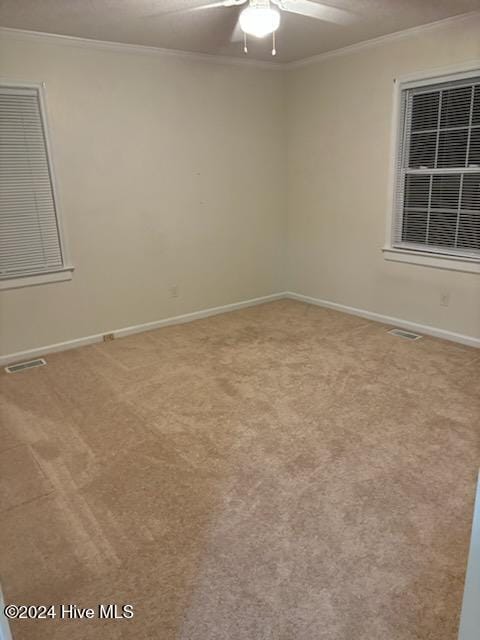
[0,299,479,640]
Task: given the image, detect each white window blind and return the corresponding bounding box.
[0,85,66,282]
[392,76,480,260]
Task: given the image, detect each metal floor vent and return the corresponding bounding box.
[388,328,422,341]
[5,358,47,373]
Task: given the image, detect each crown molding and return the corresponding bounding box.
[285,10,480,70]
[0,26,283,71]
[1,9,479,72]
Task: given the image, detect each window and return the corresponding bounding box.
[386,69,480,273]
[0,83,72,290]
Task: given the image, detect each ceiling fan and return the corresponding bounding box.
[188,0,353,56]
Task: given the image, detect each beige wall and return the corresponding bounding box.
[2,15,480,358]
[0,32,286,355]
[286,14,480,339]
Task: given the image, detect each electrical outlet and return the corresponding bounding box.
[440,293,450,307]
[103,333,115,342]
[169,284,179,298]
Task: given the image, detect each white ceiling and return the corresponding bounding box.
[0,0,479,64]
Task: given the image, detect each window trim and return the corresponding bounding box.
[0,79,74,291]
[0,268,73,291]
[384,62,480,273]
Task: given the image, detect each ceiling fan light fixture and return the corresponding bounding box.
[239,5,281,38]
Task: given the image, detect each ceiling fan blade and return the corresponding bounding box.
[193,1,227,8]
[274,0,353,24]
[193,0,247,9]
[148,0,247,18]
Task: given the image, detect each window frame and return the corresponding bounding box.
[384,63,480,274]
[0,80,73,291]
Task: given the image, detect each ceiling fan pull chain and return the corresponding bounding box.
[243,31,248,54]
[272,30,276,56]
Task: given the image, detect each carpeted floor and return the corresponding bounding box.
[0,299,479,640]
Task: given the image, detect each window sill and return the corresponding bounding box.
[383,248,480,274]
[0,267,74,291]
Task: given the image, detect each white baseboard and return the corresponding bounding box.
[2,289,478,366]
[0,292,285,367]
[285,291,480,349]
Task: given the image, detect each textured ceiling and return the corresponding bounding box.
[0,0,479,63]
